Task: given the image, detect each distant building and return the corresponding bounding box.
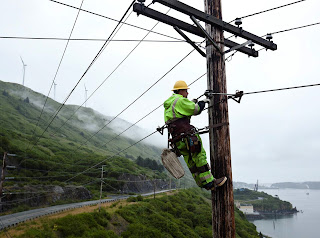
[236,202,259,215]
[239,204,254,214]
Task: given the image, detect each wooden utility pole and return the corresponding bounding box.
[133,1,277,237]
[204,1,235,237]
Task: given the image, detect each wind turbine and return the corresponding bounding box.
[54,82,57,100]
[84,84,88,107]
[20,56,27,86]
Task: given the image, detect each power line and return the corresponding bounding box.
[30,0,85,141]
[17,156,91,168]
[102,104,163,147]
[267,22,320,36]
[50,10,171,141]
[229,0,307,23]
[64,130,158,183]
[48,0,183,42]
[71,47,196,163]
[101,72,207,148]
[227,20,320,59]
[243,83,320,95]
[30,0,135,150]
[59,73,206,176]
[0,36,188,43]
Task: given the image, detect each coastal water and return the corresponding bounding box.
[252,189,320,238]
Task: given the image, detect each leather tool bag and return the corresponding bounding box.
[187,135,202,154]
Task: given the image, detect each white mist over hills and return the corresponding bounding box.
[4,80,164,148]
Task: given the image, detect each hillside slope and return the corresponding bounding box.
[0,81,197,211]
[0,80,161,160]
[2,189,261,238]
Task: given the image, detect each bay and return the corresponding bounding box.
[252,189,320,238]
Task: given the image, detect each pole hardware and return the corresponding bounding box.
[173,26,206,57]
[197,122,229,135]
[224,40,252,55]
[228,90,244,103]
[132,3,259,57]
[152,0,277,50]
[137,0,146,4]
[190,16,222,54]
[235,18,242,27]
[156,125,167,135]
[204,90,244,103]
[248,42,255,48]
[266,33,273,41]
[204,90,235,98]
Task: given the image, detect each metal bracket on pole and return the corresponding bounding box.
[173,26,206,57]
[228,90,244,103]
[204,89,243,103]
[133,3,258,57]
[224,40,252,55]
[153,0,277,50]
[190,16,222,54]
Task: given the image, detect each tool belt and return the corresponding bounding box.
[167,117,202,155]
[167,117,194,139]
[189,163,211,174]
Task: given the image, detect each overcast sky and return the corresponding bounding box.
[0,0,319,184]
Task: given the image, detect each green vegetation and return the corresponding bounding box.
[234,188,294,212]
[126,195,144,202]
[0,80,170,210]
[136,156,164,173]
[13,189,260,238]
[18,208,117,238]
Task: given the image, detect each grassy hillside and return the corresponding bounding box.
[0,80,161,160]
[0,80,198,211]
[4,189,261,238]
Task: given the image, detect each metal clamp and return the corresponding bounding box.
[156,125,167,135]
[228,90,244,103]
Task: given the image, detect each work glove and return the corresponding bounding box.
[198,101,205,112]
[191,98,198,103]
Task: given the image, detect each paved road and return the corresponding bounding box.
[0,190,171,230]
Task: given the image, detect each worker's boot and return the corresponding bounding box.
[203,177,227,190]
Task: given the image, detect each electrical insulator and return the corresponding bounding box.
[248,42,255,48]
[235,18,242,27]
[137,0,146,4]
[266,33,273,41]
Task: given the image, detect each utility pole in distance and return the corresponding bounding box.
[99,165,106,212]
[204,0,235,237]
[0,152,7,212]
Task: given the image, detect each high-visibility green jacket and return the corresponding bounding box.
[164,94,200,123]
[163,93,214,188]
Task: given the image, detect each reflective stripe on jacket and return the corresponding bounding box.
[164,94,200,123]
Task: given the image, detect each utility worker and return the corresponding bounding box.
[164,80,227,190]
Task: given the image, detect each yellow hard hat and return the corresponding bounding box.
[172,80,190,91]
